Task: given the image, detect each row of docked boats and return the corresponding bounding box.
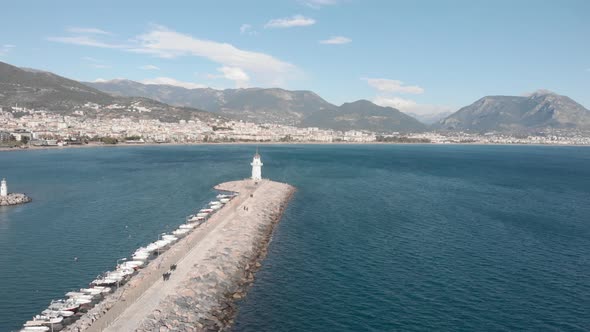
[19,192,237,332]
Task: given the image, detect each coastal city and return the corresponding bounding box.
[1,105,590,148]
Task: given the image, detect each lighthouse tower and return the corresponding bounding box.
[250,150,263,181]
[0,178,7,197]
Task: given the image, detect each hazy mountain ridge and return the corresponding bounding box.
[0,62,219,123]
[87,79,427,132]
[301,100,427,132]
[436,91,590,132]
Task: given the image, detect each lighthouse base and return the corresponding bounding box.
[0,193,32,206]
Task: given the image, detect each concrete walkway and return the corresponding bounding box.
[91,180,265,332]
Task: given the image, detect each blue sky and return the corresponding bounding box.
[0,0,588,114]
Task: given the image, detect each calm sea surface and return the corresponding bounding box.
[0,145,589,331]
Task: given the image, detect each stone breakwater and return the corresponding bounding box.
[0,193,32,206]
[137,180,295,331]
[64,179,294,332]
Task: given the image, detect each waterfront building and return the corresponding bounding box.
[251,150,263,181]
[1,178,7,197]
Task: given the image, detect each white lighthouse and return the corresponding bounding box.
[250,149,263,181]
[0,178,7,197]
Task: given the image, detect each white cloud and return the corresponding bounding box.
[365,78,424,94]
[208,66,250,88]
[49,25,298,86]
[47,36,126,48]
[0,44,15,56]
[319,36,351,45]
[240,24,252,34]
[264,15,316,28]
[67,27,111,35]
[129,25,297,86]
[301,0,340,9]
[373,96,452,116]
[141,77,207,89]
[140,64,160,70]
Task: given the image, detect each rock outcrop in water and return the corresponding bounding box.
[0,193,32,206]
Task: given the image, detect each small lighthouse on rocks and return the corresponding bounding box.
[251,149,263,181]
[0,178,7,197]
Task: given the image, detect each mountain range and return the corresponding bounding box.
[0,61,219,123]
[1,60,589,133]
[86,79,426,132]
[436,91,590,132]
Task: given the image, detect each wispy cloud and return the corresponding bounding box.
[48,25,299,87]
[240,24,257,35]
[373,96,452,116]
[319,36,351,45]
[129,25,298,86]
[47,35,126,48]
[208,66,250,87]
[301,0,340,9]
[139,64,160,70]
[264,15,316,28]
[67,27,111,35]
[0,44,15,56]
[141,77,206,89]
[364,78,424,94]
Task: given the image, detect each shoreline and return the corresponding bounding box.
[1,141,590,153]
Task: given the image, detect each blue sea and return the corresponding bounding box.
[0,145,589,331]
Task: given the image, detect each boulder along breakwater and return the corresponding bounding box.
[0,193,32,206]
[65,179,295,332]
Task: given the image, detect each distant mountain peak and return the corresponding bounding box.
[436,91,590,132]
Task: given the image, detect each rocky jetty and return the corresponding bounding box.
[0,193,32,206]
[64,179,295,332]
[136,180,295,331]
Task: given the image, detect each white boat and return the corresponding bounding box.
[199,208,213,213]
[162,235,178,242]
[196,213,208,218]
[216,194,229,199]
[210,204,222,210]
[41,309,74,318]
[120,260,144,269]
[144,243,160,252]
[172,228,190,237]
[21,327,50,332]
[33,315,64,325]
[65,292,95,301]
[209,201,221,206]
[132,252,151,261]
[47,299,81,312]
[179,223,196,229]
[80,288,103,296]
[220,198,230,203]
[91,286,111,294]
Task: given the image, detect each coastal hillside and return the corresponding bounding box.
[436,91,590,132]
[0,61,220,123]
[86,80,336,126]
[86,79,427,132]
[301,99,427,133]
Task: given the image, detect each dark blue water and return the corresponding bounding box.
[1,145,589,331]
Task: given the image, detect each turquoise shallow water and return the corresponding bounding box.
[1,145,589,331]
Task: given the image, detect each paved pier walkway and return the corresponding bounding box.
[69,179,294,332]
